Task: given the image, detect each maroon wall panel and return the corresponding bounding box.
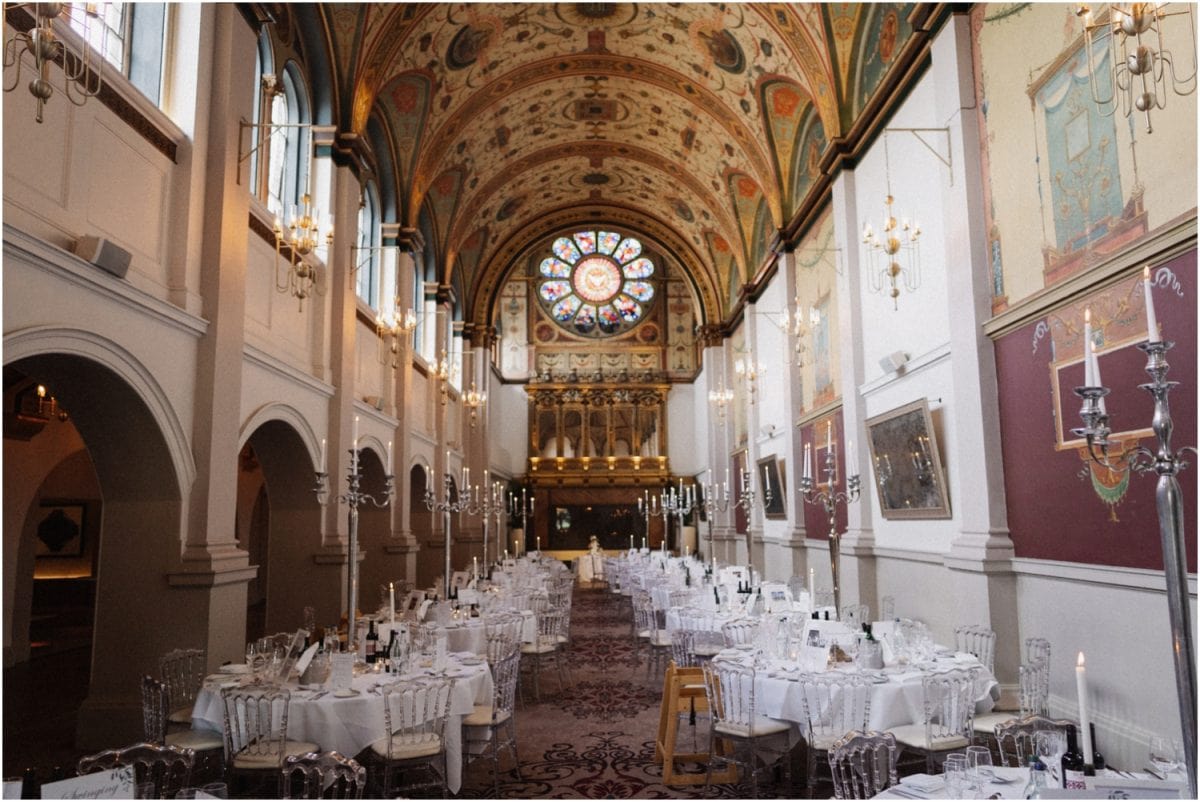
[799,408,847,540]
[995,250,1196,571]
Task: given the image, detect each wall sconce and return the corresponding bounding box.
[4,2,106,124]
[273,193,332,311]
[435,349,451,405]
[734,351,761,405]
[462,381,487,426]
[1076,3,1197,133]
[375,307,417,368]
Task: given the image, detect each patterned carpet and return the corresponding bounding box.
[459,581,819,799]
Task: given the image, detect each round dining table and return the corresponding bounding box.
[191,652,492,794]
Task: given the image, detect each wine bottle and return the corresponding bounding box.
[1060,724,1086,789]
[365,619,379,664]
[20,767,40,799]
[1088,722,1105,772]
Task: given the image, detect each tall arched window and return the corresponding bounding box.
[356,181,381,307]
[253,48,312,220]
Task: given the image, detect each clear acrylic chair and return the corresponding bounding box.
[720,619,759,648]
[880,595,896,621]
[994,715,1074,768]
[827,730,899,799]
[221,684,319,796]
[888,667,980,773]
[77,742,195,799]
[372,676,455,798]
[798,672,872,794]
[280,751,366,799]
[463,647,523,794]
[1025,637,1051,709]
[140,675,224,773]
[702,658,796,798]
[839,604,869,630]
[974,659,1050,737]
[954,624,996,673]
[520,608,569,699]
[158,648,206,728]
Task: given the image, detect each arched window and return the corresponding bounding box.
[71,3,169,106]
[254,49,311,220]
[535,229,657,337]
[356,181,381,307]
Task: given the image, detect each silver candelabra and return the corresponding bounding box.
[465,481,504,569]
[423,468,468,600]
[663,482,696,554]
[507,488,534,557]
[636,490,659,551]
[733,468,771,581]
[800,433,860,615]
[314,435,394,655]
[701,477,732,570]
[1072,335,1195,797]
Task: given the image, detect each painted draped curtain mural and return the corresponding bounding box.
[994,250,1196,571]
[970,3,1192,310]
[793,207,840,416]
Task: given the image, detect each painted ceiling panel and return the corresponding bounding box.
[316,2,924,328]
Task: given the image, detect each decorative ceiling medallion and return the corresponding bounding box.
[536,229,657,337]
[554,3,640,27]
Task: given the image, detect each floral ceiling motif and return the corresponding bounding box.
[319,2,921,324]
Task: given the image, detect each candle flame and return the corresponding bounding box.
[1077,651,1086,667]
[1085,307,1091,324]
[1144,264,1151,280]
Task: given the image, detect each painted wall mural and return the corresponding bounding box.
[971,3,1195,309]
[994,250,1196,570]
[793,207,840,415]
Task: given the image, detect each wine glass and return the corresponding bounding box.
[966,744,993,784]
[943,753,970,799]
[1035,729,1066,785]
[1149,735,1183,776]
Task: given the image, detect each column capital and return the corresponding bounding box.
[697,323,726,349]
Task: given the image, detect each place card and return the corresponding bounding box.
[41,767,134,799]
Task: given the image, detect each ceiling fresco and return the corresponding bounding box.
[312,2,923,326]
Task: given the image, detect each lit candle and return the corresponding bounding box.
[637,496,643,512]
[473,556,478,578]
[463,466,469,489]
[1076,652,1094,766]
[826,420,832,452]
[536,536,541,551]
[804,443,812,481]
[1084,308,1094,386]
[847,439,856,472]
[352,415,359,447]
[425,463,431,487]
[319,438,327,474]
[809,567,814,591]
[386,441,393,475]
[1144,265,1159,343]
[642,536,647,549]
[389,582,395,623]
[1092,343,1107,414]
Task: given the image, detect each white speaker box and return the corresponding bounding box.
[879,350,908,374]
[73,236,132,278]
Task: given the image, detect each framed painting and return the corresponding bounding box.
[756,456,787,519]
[865,399,951,520]
[35,499,87,558]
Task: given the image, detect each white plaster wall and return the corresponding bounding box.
[753,273,796,542]
[852,76,951,374]
[666,384,699,475]
[691,360,711,478]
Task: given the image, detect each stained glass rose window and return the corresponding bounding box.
[536,230,656,336]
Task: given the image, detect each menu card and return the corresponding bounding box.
[41,768,134,799]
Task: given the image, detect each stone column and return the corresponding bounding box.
[385,225,421,581]
[830,169,879,614]
[932,13,1018,681]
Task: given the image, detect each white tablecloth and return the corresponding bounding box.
[192,654,492,793]
[713,650,999,733]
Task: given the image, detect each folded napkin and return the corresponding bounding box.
[901,774,944,792]
[880,634,897,667]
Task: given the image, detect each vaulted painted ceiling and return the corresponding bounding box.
[306,2,933,328]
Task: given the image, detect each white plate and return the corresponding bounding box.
[217,663,251,674]
[459,657,485,666]
[332,689,360,698]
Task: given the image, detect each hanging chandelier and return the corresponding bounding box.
[861,135,921,310]
[273,193,332,310]
[3,2,107,124]
[1076,3,1197,133]
[375,307,417,368]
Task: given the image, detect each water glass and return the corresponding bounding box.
[1035,729,1066,784]
[943,753,969,797]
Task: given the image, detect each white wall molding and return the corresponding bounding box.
[243,343,335,399]
[858,341,952,398]
[1012,557,1197,595]
[5,225,208,337]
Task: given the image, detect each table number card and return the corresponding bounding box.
[41,767,134,799]
[330,652,355,692]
